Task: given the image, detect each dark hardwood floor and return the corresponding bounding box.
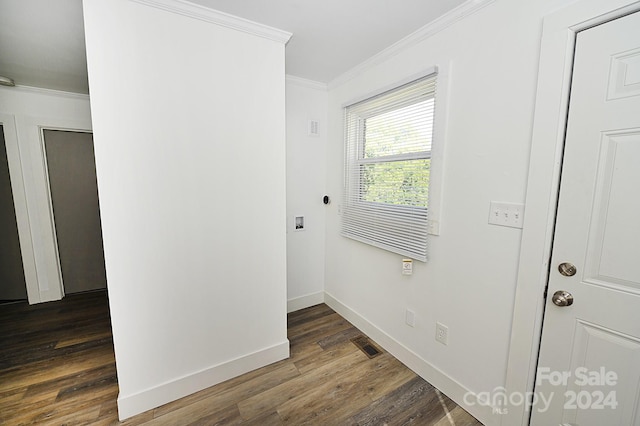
[0,291,482,425]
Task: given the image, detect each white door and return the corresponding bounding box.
[532,11,640,426]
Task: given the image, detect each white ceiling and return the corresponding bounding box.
[0,0,89,93]
[0,0,467,94]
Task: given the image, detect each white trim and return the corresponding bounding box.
[130,0,292,44]
[428,61,452,238]
[18,116,93,303]
[117,340,290,420]
[0,114,39,303]
[287,291,324,313]
[503,2,640,426]
[324,291,500,426]
[285,75,328,91]
[328,0,495,89]
[12,85,89,100]
[341,66,437,109]
[38,127,64,299]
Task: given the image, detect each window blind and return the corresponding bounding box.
[342,73,436,262]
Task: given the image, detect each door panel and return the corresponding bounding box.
[43,130,107,294]
[532,11,640,426]
[0,125,27,301]
[566,321,640,426]
[588,130,640,288]
[607,47,640,100]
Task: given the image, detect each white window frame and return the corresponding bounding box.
[341,66,447,261]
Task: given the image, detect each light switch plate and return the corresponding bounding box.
[488,202,524,229]
[308,120,319,136]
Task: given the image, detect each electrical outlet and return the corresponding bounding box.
[402,259,413,275]
[436,322,449,345]
[405,309,415,327]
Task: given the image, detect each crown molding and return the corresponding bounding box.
[328,0,496,89]
[4,85,90,101]
[285,75,328,91]
[130,0,292,44]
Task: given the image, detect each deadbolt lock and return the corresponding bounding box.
[558,262,577,277]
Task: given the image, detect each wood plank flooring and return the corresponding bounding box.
[0,291,482,425]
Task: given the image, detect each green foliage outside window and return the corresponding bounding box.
[360,99,432,208]
[361,160,430,207]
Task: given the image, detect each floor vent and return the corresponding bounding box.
[350,335,382,359]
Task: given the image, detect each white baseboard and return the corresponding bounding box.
[324,292,500,426]
[117,340,290,420]
[287,291,324,313]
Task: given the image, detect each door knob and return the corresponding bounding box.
[552,290,574,307]
[558,262,577,277]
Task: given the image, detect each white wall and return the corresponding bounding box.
[324,1,573,424]
[83,0,290,419]
[285,77,328,312]
[0,86,92,303]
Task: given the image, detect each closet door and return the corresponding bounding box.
[44,129,107,294]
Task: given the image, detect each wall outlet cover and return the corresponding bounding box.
[405,309,415,327]
[402,259,413,275]
[436,321,449,345]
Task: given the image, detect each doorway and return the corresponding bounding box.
[531,11,640,426]
[0,124,27,302]
[43,129,107,294]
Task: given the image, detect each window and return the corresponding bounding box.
[342,73,436,261]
